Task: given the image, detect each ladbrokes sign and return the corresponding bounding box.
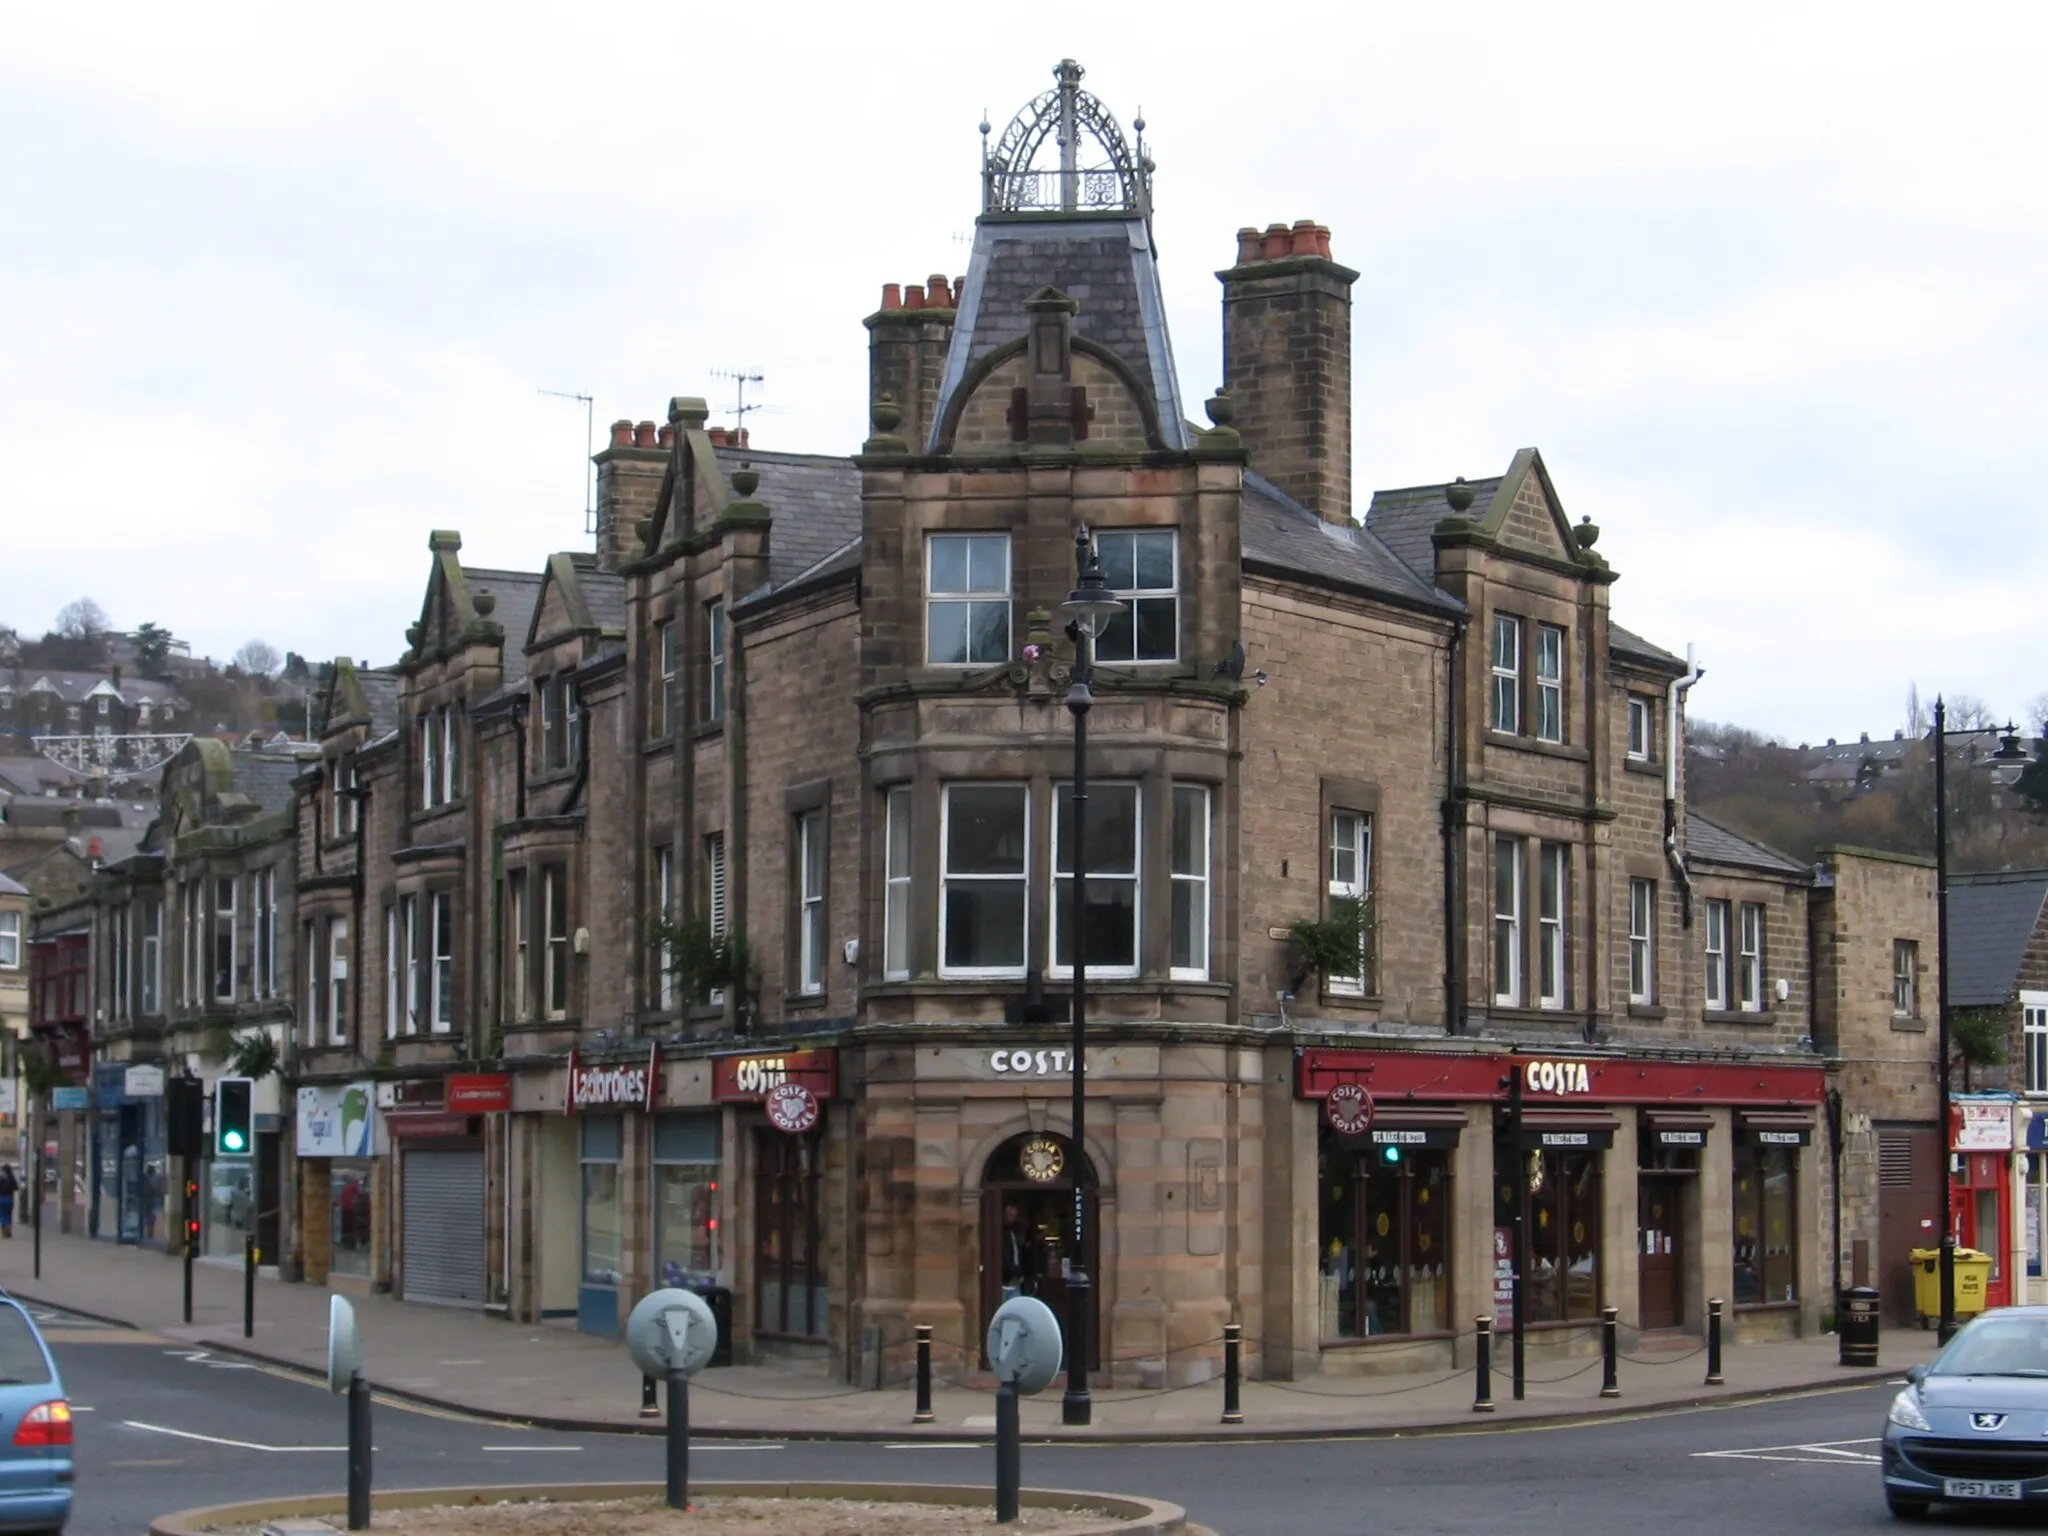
[566,1044,660,1115]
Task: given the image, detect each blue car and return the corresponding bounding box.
[0,1299,71,1533]
[1884,1305,2048,1519]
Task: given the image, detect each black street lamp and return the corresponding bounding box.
[1056,524,1124,1428]
[1933,700,2029,1342]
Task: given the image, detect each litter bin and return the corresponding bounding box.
[1839,1286,1881,1366]
[698,1285,734,1367]
[1909,1247,1993,1328]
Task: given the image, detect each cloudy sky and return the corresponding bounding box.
[3,4,2041,741]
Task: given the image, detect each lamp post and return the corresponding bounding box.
[1056,525,1125,1428]
[1933,702,2029,1343]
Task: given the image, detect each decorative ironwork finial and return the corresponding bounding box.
[982,60,1150,217]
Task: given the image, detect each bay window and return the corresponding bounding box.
[508,871,530,1022]
[1093,529,1178,663]
[1052,782,1138,977]
[1170,785,1210,980]
[939,784,1028,976]
[431,893,454,1031]
[328,915,349,1045]
[926,533,1010,666]
[544,868,569,1018]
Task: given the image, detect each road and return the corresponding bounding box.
[35,1306,1991,1535]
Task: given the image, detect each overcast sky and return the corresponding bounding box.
[3,4,2041,742]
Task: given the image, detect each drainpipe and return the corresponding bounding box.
[1439,615,1467,1034]
[1663,645,1703,929]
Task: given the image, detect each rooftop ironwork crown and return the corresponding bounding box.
[980,59,1151,217]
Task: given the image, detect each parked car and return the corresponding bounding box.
[0,1298,71,1532]
[1883,1306,2048,1519]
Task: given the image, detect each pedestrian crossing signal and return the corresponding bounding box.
[214,1078,254,1158]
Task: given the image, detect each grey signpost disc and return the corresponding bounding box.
[327,1294,363,1393]
[625,1287,719,1380]
[985,1294,1062,1396]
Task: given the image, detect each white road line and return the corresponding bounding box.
[481,1445,581,1452]
[695,1444,784,1451]
[122,1421,345,1453]
[884,1442,980,1450]
[1695,1437,1882,1465]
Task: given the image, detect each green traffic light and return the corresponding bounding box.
[222,1130,247,1153]
[1383,1144,1402,1164]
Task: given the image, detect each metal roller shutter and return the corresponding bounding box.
[401,1149,486,1305]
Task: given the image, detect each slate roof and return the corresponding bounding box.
[228,753,312,817]
[712,446,862,597]
[358,671,402,739]
[1946,871,2048,1008]
[581,566,627,632]
[1609,623,1685,670]
[461,569,545,691]
[0,871,26,897]
[1241,473,1462,614]
[0,756,85,796]
[1364,478,1503,581]
[0,668,185,706]
[1685,811,1809,877]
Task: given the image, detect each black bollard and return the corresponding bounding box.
[244,1237,258,1339]
[346,1371,372,1531]
[1473,1316,1495,1413]
[1705,1297,1725,1386]
[994,1379,1020,1524]
[31,1153,41,1281]
[1600,1306,1619,1398]
[914,1324,935,1424]
[1221,1322,1243,1425]
[640,1374,660,1419]
[182,1225,195,1326]
[665,1368,690,1511]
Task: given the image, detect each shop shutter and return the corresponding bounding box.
[401,1149,486,1305]
[1878,1133,1915,1189]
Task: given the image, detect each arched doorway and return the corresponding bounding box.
[978,1132,1100,1369]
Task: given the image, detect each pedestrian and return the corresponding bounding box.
[0,1164,18,1239]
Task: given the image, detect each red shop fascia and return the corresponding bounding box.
[1297,1047,1825,1114]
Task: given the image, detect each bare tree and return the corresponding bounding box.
[232,639,282,679]
[1941,694,2001,732]
[53,597,109,641]
[2028,691,2048,740]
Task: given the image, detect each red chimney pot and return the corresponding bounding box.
[1262,223,1292,261]
[926,274,950,308]
[634,421,657,448]
[903,284,925,310]
[881,282,902,311]
[609,419,635,448]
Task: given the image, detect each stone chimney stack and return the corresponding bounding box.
[593,416,674,573]
[1218,220,1359,525]
[866,272,963,453]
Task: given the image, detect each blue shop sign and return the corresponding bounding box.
[2029,1116,2048,1151]
[50,1087,89,1112]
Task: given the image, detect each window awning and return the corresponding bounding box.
[1506,1106,1620,1150]
[1737,1110,1814,1146]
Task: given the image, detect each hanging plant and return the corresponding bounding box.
[18,1044,66,1099]
[1285,895,1376,995]
[650,914,754,1007]
[227,1031,281,1081]
[1952,1006,2007,1092]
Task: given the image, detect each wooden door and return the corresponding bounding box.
[1637,1177,1683,1330]
[1878,1126,1941,1326]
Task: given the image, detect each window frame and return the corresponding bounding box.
[508,872,530,1023]
[306,918,323,1040]
[430,892,455,1033]
[0,911,17,971]
[440,705,460,805]
[1490,614,1522,735]
[1325,808,1371,997]
[140,898,161,1015]
[655,619,676,738]
[652,847,674,1009]
[1704,899,1730,1011]
[938,782,1030,980]
[1628,877,1656,1004]
[544,867,570,1020]
[1626,697,1653,762]
[1537,842,1566,1010]
[1170,784,1211,982]
[924,532,1012,668]
[384,902,400,1039]
[882,787,913,981]
[419,711,439,810]
[1737,902,1765,1012]
[796,810,827,997]
[212,875,237,1003]
[1533,622,1565,743]
[1892,939,1919,1019]
[1051,780,1141,981]
[705,600,726,724]
[1091,528,1179,665]
[1732,1139,1798,1305]
[110,903,130,1021]
[1492,837,1523,1006]
[2025,999,2048,1096]
[328,914,350,1046]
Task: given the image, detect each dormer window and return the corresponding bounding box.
[330,752,358,837]
[538,676,574,772]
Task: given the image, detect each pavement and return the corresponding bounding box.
[0,1223,1940,1442]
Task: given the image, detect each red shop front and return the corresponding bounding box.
[711,1048,838,1345]
[1951,1099,2015,1312]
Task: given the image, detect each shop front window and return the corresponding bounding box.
[205,1158,255,1260]
[654,1114,720,1287]
[1501,1145,1603,1323]
[331,1163,373,1277]
[1319,1132,1452,1339]
[1733,1141,1797,1304]
[581,1114,623,1287]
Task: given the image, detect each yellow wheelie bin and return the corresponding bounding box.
[1910,1247,1993,1327]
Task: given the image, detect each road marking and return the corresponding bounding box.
[695,1443,784,1451]
[1695,1437,1882,1465]
[962,1415,996,1429]
[162,1348,255,1371]
[481,1445,581,1452]
[885,1442,980,1450]
[122,1421,345,1453]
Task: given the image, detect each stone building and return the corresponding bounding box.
[0,871,26,1160]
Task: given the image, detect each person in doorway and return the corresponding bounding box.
[1001,1202,1037,1298]
[0,1164,18,1238]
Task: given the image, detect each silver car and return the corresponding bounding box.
[1883,1306,2048,1519]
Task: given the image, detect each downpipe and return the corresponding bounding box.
[1663,645,1703,928]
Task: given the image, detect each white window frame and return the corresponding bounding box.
[544,869,569,1020]
[307,919,323,1040]
[110,904,129,1020]
[653,846,674,1008]
[538,677,562,770]
[328,914,349,1045]
[213,875,237,1002]
[655,619,676,737]
[1170,784,1211,982]
[1892,939,1919,1019]
[1051,781,1140,980]
[1626,697,1652,761]
[797,810,826,996]
[925,533,1011,667]
[1534,623,1565,743]
[938,783,1030,980]
[705,600,726,723]
[140,899,161,1015]
[883,788,913,981]
[402,894,422,1034]
[1490,615,1522,735]
[1629,877,1656,1004]
[330,752,357,837]
[705,832,727,1006]
[1092,529,1179,664]
[1704,899,1730,1011]
[419,712,438,809]
[508,872,530,1022]
[1537,843,1566,1010]
[1325,809,1371,996]
[430,892,454,1032]
[1738,902,1765,1012]
[384,903,400,1039]
[440,705,459,805]
[0,911,16,970]
[1493,837,1523,1006]
[2025,995,2048,1096]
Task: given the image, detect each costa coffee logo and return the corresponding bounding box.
[1523,1059,1593,1096]
[765,1081,820,1134]
[567,1044,659,1115]
[1325,1082,1374,1134]
[731,1056,790,1095]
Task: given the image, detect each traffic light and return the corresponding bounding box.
[214,1077,254,1158]
[167,1076,204,1160]
[185,1177,200,1248]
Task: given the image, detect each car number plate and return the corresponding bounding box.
[1943,1479,2022,1500]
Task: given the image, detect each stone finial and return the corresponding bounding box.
[1204,391,1236,428]
[635,515,654,545]
[872,393,903,435]
[668,396,709,429]
[472,591,497,618]
[1573,515,1600,551]
[1445,477,1475,516]
[731,465,760,499]
[405,622,422,648]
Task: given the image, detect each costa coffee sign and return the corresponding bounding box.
[712,1047,837,1104]
[1324,1082,1374,1134]
[566,1044,660,1115]
[1522,1059,1593,1096]
[765,1082,821,1134]
[1298,1047,1824,1108]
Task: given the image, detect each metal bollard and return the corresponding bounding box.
[346,1371,372,1531]
[1600,1306,1619,1398]
[1705,1297,1725,1386]
[640,1374,660,1418]
[913,1324,935,1424]
[1473,1316,1495,1413]
[665,1368,691,1511]
[994,1380,1020,1524]
[1221,1322,1243,1425]
[244,1237,258,1339]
